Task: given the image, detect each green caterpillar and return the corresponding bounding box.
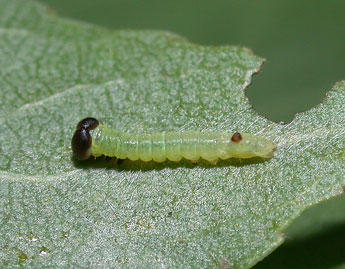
[72,117,277,163]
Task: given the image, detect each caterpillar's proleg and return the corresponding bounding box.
[209,159,219,165]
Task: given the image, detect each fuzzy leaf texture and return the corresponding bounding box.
[0,0,344,268]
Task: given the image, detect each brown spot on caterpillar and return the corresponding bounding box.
[231,132,242,142]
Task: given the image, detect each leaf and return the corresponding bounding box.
[0,0,344,268]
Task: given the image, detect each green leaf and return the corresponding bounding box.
[0,0,344,268]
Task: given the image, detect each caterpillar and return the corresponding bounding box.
[72,117,277,163]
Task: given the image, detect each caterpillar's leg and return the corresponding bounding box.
[209,159,219,165]
[104,156,118,167]
[105,156,112,162]
[190,159,199,164]
[117,158,125,165]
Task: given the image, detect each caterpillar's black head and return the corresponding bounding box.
[72,117,99,160]
[76,117,100,131]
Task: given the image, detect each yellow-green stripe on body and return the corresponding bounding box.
[90,124,277,162]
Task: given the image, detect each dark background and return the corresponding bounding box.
[40,1,345,267]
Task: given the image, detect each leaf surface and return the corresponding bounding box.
[0,0,344,268]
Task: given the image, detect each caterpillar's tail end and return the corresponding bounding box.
[261,143,277,159]
[71,117,99,160]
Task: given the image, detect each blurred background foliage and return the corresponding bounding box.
[40,1,345,268]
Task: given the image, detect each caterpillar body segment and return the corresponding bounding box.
[71,118,277,162]
[89,126,276,163]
